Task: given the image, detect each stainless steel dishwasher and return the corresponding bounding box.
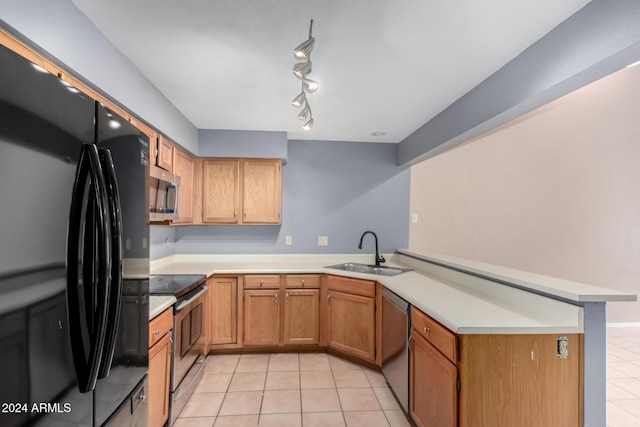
[382,287,410,412]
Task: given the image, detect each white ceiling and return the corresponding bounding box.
[70,0,590,143]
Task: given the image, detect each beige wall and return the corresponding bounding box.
[409,65,640,323]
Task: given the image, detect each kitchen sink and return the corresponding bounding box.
[325,262,413,277]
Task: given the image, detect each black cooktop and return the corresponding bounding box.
[149,274,206,299]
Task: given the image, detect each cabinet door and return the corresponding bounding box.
[243,289,280,346]
[209,277,238,346]
[284,289,319,345]
[326,289,375,361]
[173,148,194,224]
[157,135,173,171]
[410,330,457,427]
[148,332,172,427]
[242,159,281,224]
[202,159,240,223]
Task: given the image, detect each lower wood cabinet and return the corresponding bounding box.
[325,275,376,362]
[241,274,320,348]
[409,306,583,427]
[148,308,173,427]
[283,289,320,345]
[208,276,239,348]
[410,328,458,427]
[243,289,280,346]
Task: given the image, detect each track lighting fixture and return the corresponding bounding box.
[292,19,318,131]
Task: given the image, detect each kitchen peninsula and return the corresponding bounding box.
[150,250,635,426]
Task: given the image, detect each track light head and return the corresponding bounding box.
[293,61,312,79]
[297,104,311,121]
[291,91,306,108]
[302,117,314,131]
[302,77,319,93]
[293,37,314,61]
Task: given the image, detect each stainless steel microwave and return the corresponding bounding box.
[149,165,180,221]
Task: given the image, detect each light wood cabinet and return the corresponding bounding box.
[208,276,239,348]
[410,315,458,427]
[325,276,376,362]
[283,288,320,345]
[409,306,583,427]
[202,158,281,224]
[172,148,194,224]
[148,308,172,427]
[242,159,282,223]
[202,159,240,223]
[240,274,320,348]
[243,289,280,346]
[157,135,174,172]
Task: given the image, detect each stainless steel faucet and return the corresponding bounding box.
[358,230,386,267]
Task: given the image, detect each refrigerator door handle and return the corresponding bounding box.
[97,148,123,379]
[66,143,112,393]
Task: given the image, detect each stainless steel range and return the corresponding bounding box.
[150,275,208,424]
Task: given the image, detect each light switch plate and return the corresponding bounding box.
[285,235,292,245]
[318,236,329,246]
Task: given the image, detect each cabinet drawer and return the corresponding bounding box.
[327,275,375,297]
[149,307,173,348]
[411,306,457,363]
[285,274,320,289]
[244,274,281,289]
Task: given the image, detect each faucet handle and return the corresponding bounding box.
[378,255,386,264]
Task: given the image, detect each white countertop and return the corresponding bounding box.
[149,295,176,320]
[399,249,637,303]
[147,251,639,334]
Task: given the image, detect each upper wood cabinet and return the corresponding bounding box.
[242,159,282,224]
[172,148,194,224]
[156,135,174,172]
[202,158,282,225]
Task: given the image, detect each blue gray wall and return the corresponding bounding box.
[399,0,640,166]
[150,139,410,257]
[1,0,198,153]
[199,130,288,160]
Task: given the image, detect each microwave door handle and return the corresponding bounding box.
[66,143,112,392]
[97,148,123,379]
[154,179,162,213]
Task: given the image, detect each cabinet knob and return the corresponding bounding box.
[424,327,430,333]
[154,330,160,336]
[301,279,305,285]
[275,293,279,304]
[260,280,264,286]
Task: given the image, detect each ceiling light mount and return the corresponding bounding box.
[292,19,317,131]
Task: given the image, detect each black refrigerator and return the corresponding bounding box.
[0,37,149,427]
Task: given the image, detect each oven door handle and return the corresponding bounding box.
[176,286,208,312]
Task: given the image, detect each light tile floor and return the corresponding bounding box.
[173,352,411,427]
[174,325,640,427]
[606,325,640,427]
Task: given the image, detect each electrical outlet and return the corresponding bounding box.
[411,213,418,223]
[318,236,329,246]
[557,336,569,358]
[285,235,293,245]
